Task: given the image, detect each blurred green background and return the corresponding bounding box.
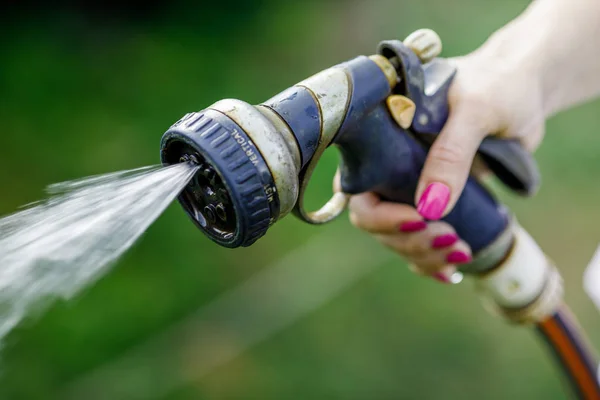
[1,0,600,398]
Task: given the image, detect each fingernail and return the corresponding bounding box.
[431,266,458,284]
[399,220,427,232]
[417,182,450,220]
[431,233,459,249]
[432,272,451,283]
[446,251,472,264]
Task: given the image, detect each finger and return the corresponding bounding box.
[373,221,456,257]
[398,221,458,257]
[349,194,423,234]
[410,239,472,275]
[409,239,471,284]
[517,113,546,153]
[470,154,492,181]
[415,105,489,220]
[409,262,459,284]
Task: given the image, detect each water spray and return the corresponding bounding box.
[0,163,198,346]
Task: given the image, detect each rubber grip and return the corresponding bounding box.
[335,103,508,253]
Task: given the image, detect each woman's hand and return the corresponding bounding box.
[414,49,545,221]
[343,40,547,283]
[347,192,472,284]
[343,0,600,282]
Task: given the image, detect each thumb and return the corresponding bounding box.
[415,107,489,220]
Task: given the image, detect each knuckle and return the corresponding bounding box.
[427,221,453,231]
[458,91,502,128]
[349,212,377,233]
[461,89,491,108]
[375,234,409,256]
[412,243,431,257]
[420,263,445,275]
[409,258,439,275]
[405,238,429,257]
[430,141,468,167]
[454,240,472,255]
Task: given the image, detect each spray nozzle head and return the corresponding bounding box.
[176,152,233,231]
[161,133,240,246]
[160,108,283,248]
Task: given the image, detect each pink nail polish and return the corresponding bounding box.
[399,220,427,232]
[432,272,450,284]
[432,233,459,249]
[417,183,450,220]
[447,251,472,264]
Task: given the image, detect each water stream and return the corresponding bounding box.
[0,162,198,346]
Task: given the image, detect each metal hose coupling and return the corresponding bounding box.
[467,218,564,324]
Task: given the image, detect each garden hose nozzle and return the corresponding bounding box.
[160,29,600,399]
[160,29,539,252]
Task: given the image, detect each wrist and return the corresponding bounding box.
[475,10,549,114]
[478,0,600,117]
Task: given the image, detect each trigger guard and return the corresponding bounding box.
[292,165,349,224]
[292,191,350,224]
[292,148,349,225]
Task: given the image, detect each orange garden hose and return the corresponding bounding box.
[537,305,600,399]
